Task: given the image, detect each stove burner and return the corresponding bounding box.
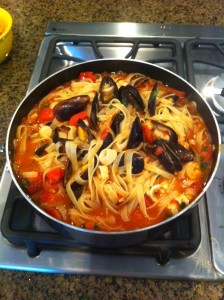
[202,73,224,116]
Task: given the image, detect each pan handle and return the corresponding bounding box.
[0,143,6,154]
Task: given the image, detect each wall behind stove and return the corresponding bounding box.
[0,0,224,299]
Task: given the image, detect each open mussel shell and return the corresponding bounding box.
[99,75,118,103]
[118,84,145,109]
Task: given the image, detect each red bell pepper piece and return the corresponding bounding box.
[45,168,64,184]
[45,208,63,220]
[78,71,96,82]
[69,111,87,126]
[38,108,54,123]
[154,146,164,156]
[100,128,110,140]
[142,124,155,144]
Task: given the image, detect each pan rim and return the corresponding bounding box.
[5,58,222,238]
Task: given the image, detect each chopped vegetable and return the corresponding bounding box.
[93,224,101,230]
[164,86,186,98]
[38,108,54,123]
[45,208,63,220]
[200,161,208,171]
[69,111,88,126]
[154,146,164,156]
[21,172,43,194]
[45,168,64,184]
[142,124,155,143]
[100,127,110,140]
[79,71,96,82]
[180,202,186,210]
[200,145,213,163]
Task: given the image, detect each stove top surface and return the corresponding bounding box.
[1,22,224,279]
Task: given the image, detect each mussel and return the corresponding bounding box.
[77,119,95,143]
[172,143,194,163]
[164,94,179,103]
[98,132,113,154]
[66,157,98,199]
[89,92,99,131]
[70,169,88,199]
[63,160,72,187]
[53,95,90,122]
[152,121,178,144]
[147,139,182,174]
[77,147,88,161]
[119,153,144,174]
[148,82,158,116]
[118,85,145,110]
[127,116,143,149]
[151,121,193,162]
[99,76,118,103]
[110,112,124,135]
[52,127,73,145]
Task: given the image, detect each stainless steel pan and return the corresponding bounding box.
[6,59,221,248]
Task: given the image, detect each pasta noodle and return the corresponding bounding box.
[13,71,214,232]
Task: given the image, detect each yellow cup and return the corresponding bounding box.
[0,7,13,63]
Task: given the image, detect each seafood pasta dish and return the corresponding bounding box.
[13,71,213,231]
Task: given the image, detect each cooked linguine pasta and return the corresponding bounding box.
[13,71,213,231]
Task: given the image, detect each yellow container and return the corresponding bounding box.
[0,7,13,63]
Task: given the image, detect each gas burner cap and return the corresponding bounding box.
[202,73,224,116]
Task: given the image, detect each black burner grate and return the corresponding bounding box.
[39,36,185,82]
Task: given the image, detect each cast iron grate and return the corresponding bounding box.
[39,35,185,82]
[1,181,201,265]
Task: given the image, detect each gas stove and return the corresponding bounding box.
[0,22,224,279]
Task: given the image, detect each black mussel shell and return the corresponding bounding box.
[127,116,143,149]
[99,75,118,103]
[53,95,90,122]
[111,112,124,135]
[119,153,144,174]
[118,85,145,109]
[89,93,99,131]
[148,82,158,116]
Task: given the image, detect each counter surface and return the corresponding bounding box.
[0,0,224,299]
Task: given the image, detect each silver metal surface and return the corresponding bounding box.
[46,22,224,41]
[202,87,224,97]
[202,75,224,117]
[206,126,224,276]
